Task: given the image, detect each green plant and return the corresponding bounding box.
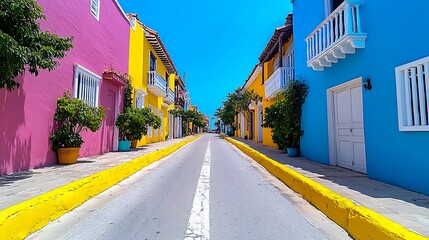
[216,88,261,130]
[123,76,133,110]
[0,0,73,91]
[50,91,106,149]
[115,107,161,141]
[263,79,309,149]
[169,108,206,133]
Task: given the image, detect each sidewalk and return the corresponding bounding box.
[0,136,196,211]
[231,137,429,238]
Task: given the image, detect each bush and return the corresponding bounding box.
[115,107,161,141]
[51,91,106,149]
[263,79,309,149]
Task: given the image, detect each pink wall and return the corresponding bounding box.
[0,0,130,175]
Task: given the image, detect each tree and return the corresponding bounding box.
[216,87,261,130]
[169,109,206,134]
[0,0,73,91]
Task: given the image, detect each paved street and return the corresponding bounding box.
[28,134,350,240]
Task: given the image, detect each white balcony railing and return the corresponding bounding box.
[164,88,175,104]
[265,67,294,99]
[306,0,367,71]
[147,71,167,97]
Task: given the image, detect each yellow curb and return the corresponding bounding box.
[0,135,201,240]
[223,136,428,240]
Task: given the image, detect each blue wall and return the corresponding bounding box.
[294,0,429,195]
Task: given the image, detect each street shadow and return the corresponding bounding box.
[232,137,429,209]
[0,170,38,187]
[0,75,32,176]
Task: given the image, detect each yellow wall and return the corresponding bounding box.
[128,22,175,146]
[236,36,293,149]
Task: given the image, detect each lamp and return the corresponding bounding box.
[363,78,372,91]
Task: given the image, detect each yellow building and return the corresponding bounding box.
[127,15,177,146]
[235,14,294,149]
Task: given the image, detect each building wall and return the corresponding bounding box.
[261,38,294,149]
[129,25,175,145]
[0,0,130,175]
[294,0,429,194]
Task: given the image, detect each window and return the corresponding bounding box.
[90,0,100,21]
[148,105,153,137]
[150,52,156,71]
[73,64,101,107]
[135,89,147,109]
[154,108,159,137]
[273,56,280,71]
[130,16,136,31]
[395,56,429,131]
[324,0,344,16]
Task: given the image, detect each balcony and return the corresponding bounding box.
[147,71,167,97]
[175,90,185,108]
[164,88,175,105]
[265,67,294,99]
[306,0,367,71]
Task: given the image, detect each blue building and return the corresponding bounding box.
[293,0,429,195]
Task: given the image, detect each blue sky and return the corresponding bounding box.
[118,0,293,127]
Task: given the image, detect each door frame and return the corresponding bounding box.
[327,77,363,166]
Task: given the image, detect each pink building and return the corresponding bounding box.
[0,0,130,175]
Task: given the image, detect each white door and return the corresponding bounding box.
[334,84,367,173]
[240,113,245,138]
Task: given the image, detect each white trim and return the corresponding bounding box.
[135,88,147,109]
[130,16,137,31]
[161,103,170,108]
[395,56,429,131]
[324,0,332,17]
[135,88,148,96]
[327,77,362,166]
[74,64,102,80]
[73,64,101,107]
[90,0,100,21]
[113,0,133,27]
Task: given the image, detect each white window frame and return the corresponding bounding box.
[90,0,100,21]
[148,105,153,137]
[135,88,147,109]
[395,56,429,131]
[130,16,136,31]
[73,64,101,107]
[154,107,159,137]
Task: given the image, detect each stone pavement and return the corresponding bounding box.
[232,137,429,238]
[0,136,196,211]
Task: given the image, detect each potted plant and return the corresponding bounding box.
[50,91,106,164]
[283,79,309,157]
[115,107,161,151]
[263,79,309,157]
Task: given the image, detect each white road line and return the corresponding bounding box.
[184,137,211,240]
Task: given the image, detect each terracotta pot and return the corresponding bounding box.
[57,147,80,164]
[130,140,138,148]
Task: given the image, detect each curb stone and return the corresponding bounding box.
[223,136,428,240]
[0,135,200,240]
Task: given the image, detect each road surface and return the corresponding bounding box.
[28,134,350,240]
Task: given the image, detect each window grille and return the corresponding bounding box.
[395,56,429,131]
[73,64,101,107]
[90,0,100,20]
